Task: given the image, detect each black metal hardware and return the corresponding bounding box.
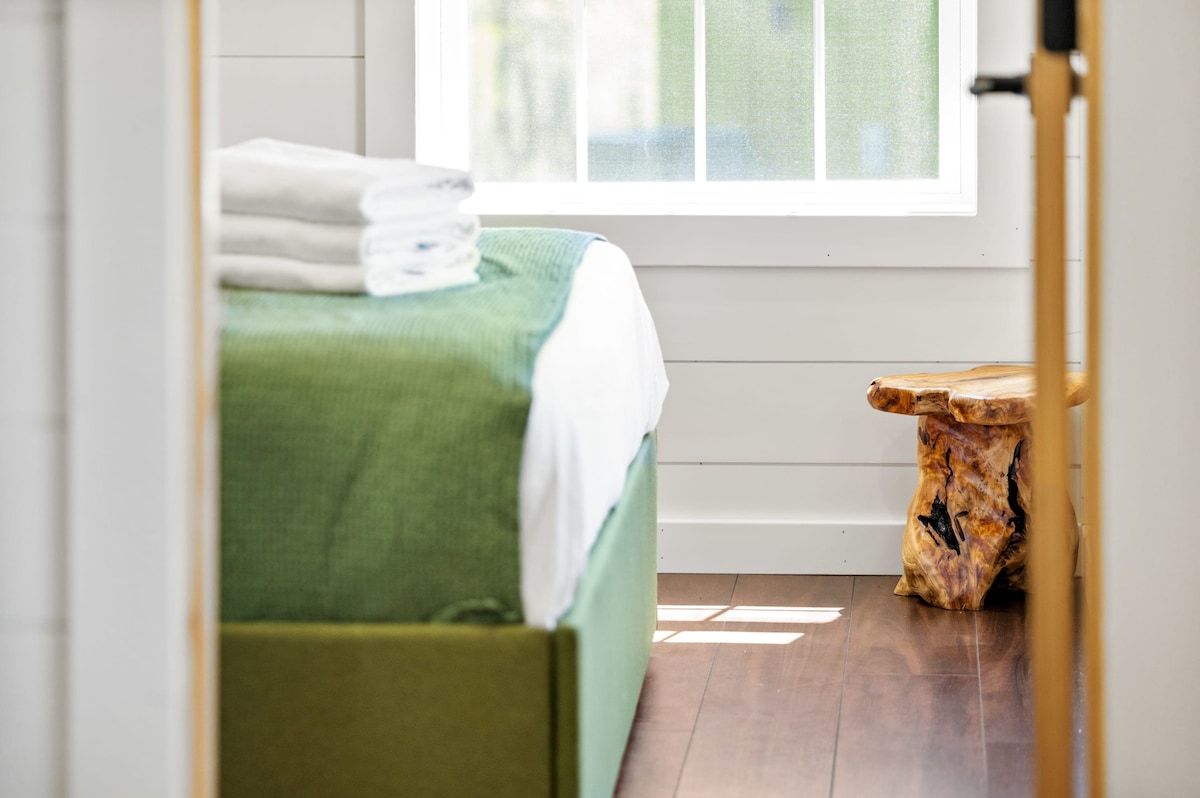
[970,75,1028,96]
[1042,0,1077,53]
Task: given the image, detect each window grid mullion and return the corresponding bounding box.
[813,0,827,183]
[576,0,588,183]
[422,0,975,213]
[694,0,707,183]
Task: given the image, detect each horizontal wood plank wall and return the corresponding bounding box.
[216,0,1087,575]
[217,0,364,153]
[645,254,1084,572]
[220,0,362,56]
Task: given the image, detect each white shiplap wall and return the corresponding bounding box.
[218,0,1083,575]
[0,3,66,797]
[218,0,366,151]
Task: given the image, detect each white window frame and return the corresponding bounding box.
[415,0,976,217]
[363,0,1036,267]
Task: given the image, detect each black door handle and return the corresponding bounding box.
[970,75,1028,96]
[973,0,1076,97]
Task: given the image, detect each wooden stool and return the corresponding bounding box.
[867,365,1087,610]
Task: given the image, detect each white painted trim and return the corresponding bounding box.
[195,1,220,794]
[574,0,587,183]
[659,520,1086,577]
[64,0,197,795]
[658,521,904,575]
[478,67,1028,268]
[411,0,465,172]
[692,0,706,183]
[364,0,414,157]
[418,0,974,216]
[370,0,1029,267]
[945,0,978,209]
[812,0,826,183]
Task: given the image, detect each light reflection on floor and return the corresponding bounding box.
[653,603,846,644]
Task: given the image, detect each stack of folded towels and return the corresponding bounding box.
[217,138,481,296]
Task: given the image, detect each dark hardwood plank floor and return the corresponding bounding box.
[614,574,1051,798]
[673,576,849,798]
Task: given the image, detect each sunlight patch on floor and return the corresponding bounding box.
[655,630,805,645]
[656,604,727,622]
[715,606,843,624]
[653,604,845,645]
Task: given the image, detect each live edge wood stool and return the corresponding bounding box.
[867,365,1087,610]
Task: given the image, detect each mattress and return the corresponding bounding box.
[520,239,668,628]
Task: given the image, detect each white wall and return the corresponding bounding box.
[1101,1,1200,793]
[0,2,67,796]
[647,0,1082,574]
[218,0,1083,575]
[219,0,365,151]
[3,2,208,797]
[64,0,205,794]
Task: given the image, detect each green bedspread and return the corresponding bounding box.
[220,228,600,624]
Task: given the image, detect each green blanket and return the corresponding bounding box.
[220,228,600,624]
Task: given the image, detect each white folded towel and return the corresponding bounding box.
[218,138,474,224]
[219,243,482,297]
[220,211,481,267]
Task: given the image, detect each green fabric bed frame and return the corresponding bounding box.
[220,433,657,798]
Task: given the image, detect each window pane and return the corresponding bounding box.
[468,1,576,181]
[825,0,939,180]
[706,0,815,181]
[588,0,695,182]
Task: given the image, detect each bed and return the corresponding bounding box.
[218,229,668,798]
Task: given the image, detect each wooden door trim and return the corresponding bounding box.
[1080,0,1107,793]
[1028,39,1077,798]
[189,0,217,796]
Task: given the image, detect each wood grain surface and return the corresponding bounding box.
[867,364,1087,426]
[831,673,986,797]
[892,414,1080,610]
[672,575,850,798]
[844,576,976,675]
[615,573,1083,798]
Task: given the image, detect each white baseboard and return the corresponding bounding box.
[657,520,905,575]
[659,520,1088,576]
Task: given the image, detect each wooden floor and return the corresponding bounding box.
[614,573,1062,798]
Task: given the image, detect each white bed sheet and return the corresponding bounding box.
[519,239,668,629]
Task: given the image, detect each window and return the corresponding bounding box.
[416,0,977,216]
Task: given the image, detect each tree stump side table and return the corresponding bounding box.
[867,365,1088,610]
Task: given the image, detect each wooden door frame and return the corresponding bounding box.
[1028,1,1107,793]
[1079,1,1106,795]
[189,1,219,795]
[1027,36,1076,797]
